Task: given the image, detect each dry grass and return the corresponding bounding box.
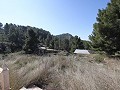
[0,53,120,90]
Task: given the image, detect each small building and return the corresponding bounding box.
[74,49,91,54]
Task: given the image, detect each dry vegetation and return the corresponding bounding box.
[0,52,120,90]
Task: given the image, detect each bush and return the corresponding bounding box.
[94,54,105,63]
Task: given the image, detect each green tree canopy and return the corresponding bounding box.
[63,39,70,52]
[24,29,39,54]
[89,0,120,55]
[0,22,3,29]
[70,36,84,52]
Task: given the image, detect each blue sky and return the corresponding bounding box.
[0,0,110,40]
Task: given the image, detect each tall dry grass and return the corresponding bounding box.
[0,53,120,90]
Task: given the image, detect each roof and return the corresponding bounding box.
[74,49,90,54]
[47,49,58,51]
[20,87,42,90]
[40,47,46,50]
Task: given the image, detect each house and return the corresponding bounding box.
[74,49,92,54]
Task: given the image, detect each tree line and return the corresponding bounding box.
[0,22,91,54]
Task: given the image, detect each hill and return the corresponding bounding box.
[56,33,73,40]
[0,22,91,54]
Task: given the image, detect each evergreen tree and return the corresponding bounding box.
[45,33,52,47]
[4,23,9,35]
[0,22,3,30]
[77,37,84,49]
[49,39,54,49]
[82,40,92,50]
[54,37,59,50]
[63,39,70,52]
[8,24,24,52]
[70,36,84,52]
[24,29,39,54]
[0,43,6,54]
[89,0,120,54]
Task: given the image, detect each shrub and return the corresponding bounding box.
[94,54,105,63]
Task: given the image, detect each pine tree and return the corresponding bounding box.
[4,23,9,35]
[70,36,84,52]
[24,29,39,54]
[63,39,70,52]
[89,0,120,55]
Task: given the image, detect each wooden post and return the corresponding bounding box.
[0,63,10,90]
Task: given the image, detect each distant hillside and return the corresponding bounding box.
[56,33,73,40]
[0,22,91,54]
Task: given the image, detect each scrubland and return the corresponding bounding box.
[0,52,120,90]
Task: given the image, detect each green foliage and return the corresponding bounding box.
[89,0,120,55]
[70,36,84,52]
[45,33,52,47]
[0,43,6,54]
[0,22,3,30]
[49,39,54,49]
[24,29,39,54]
[4,23,9,35]
[63,39,70,52]
[54,37,59,50]
[94,54,105,63]
[0,22,88,54]
[56,33,72,40]
[82,40,92,50]
[0,22,52,53]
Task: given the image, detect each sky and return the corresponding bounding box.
[0,0,110,40]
